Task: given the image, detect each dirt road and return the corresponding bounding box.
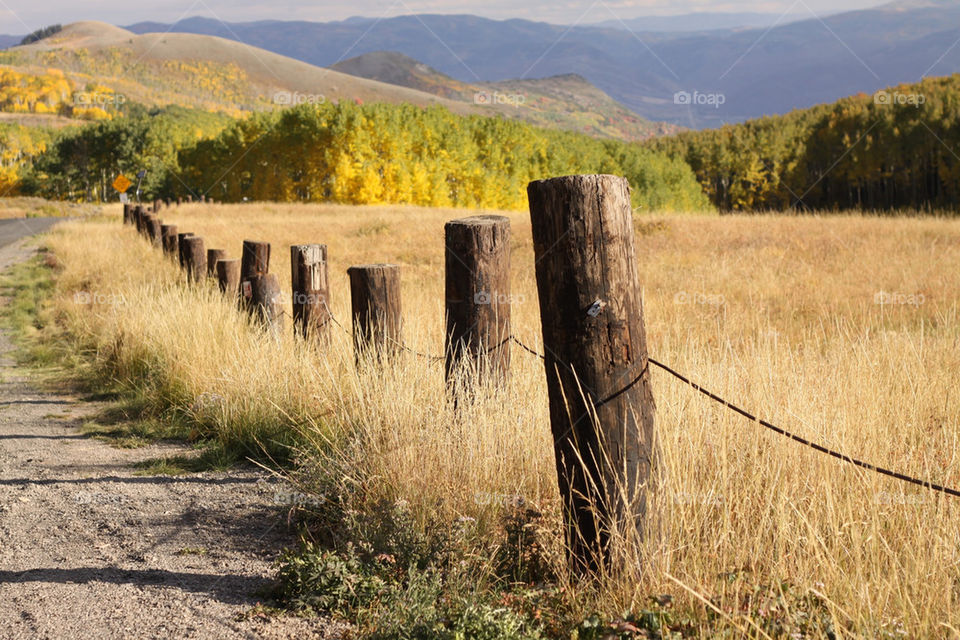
[0,237,337,639]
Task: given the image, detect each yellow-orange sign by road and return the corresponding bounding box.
[112,174,132,193]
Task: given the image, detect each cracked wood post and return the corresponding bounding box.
[216,259,240,298]
[527,174,656,576]
[444,215,511,387]
[177,232,194,268]
[240,240,271,315]
[290,244,330,340]
[122,203,133,225]
[181,236,206,283]
[347,264,401,358]
[160,224,178,257]
[206,249,226,278]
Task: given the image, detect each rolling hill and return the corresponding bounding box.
[0,22,667,141]
[0,21,479,118]
[126,2,960,128]
[331,51,676,140]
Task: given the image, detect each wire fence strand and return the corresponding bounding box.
[307,305,960,499]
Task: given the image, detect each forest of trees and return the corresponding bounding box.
[19,25,62,46]
[649,74,960,212]
[0,68,129,120]
[17,100,710,211]
[175,101,710,211]
[20,105,231,201]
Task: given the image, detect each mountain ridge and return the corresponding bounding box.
[123,5,960,128]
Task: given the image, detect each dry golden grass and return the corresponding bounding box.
[42,201,960,636]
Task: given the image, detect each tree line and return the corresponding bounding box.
[18,100,711,212]
[648,74,960,212]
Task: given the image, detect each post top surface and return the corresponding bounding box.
[445,215,510,227]
[348,263,400,271]
[527,174,627,188]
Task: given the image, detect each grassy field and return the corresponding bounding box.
[27,201,960,637]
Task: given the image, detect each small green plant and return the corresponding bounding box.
[273,543,386,617]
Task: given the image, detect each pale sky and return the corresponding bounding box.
[0,0,890,33]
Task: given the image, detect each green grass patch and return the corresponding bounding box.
[132,442,243,475]
[0,252,59,365]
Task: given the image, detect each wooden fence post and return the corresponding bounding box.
[135,206,146,234]
[444,215,511,385]
[250,273,283,330]
[181,236,206,283]
[527,174,656,575]
[240,240,271,313]
[186,195,194,203]
[177,232,194,268]
[176,196,183,206]
[290,244,329,340]
[148,217,162,247]
[216,259,240,297]
[161,224,178,257]
[206,249,226,277]
[347,264,401,358]
[123,203,133,225]
[141,213,155,239]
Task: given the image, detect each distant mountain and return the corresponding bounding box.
[0,34,23,49]
[126,3,960,128]
[1,22,480,117]
[331,51,676,140]
[0,22,669,141]
[591,12,809,32]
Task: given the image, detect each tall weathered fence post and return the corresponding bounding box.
[290,244,330,340]
[240,240,271,314]
[216,259,241,297]
[207,249,226,278]
[181,236,206,283]
[347,264,401,358]
[527,174,656,575]
[444,216,511,385]
[123,203,133,225]
[161,224,178,257]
